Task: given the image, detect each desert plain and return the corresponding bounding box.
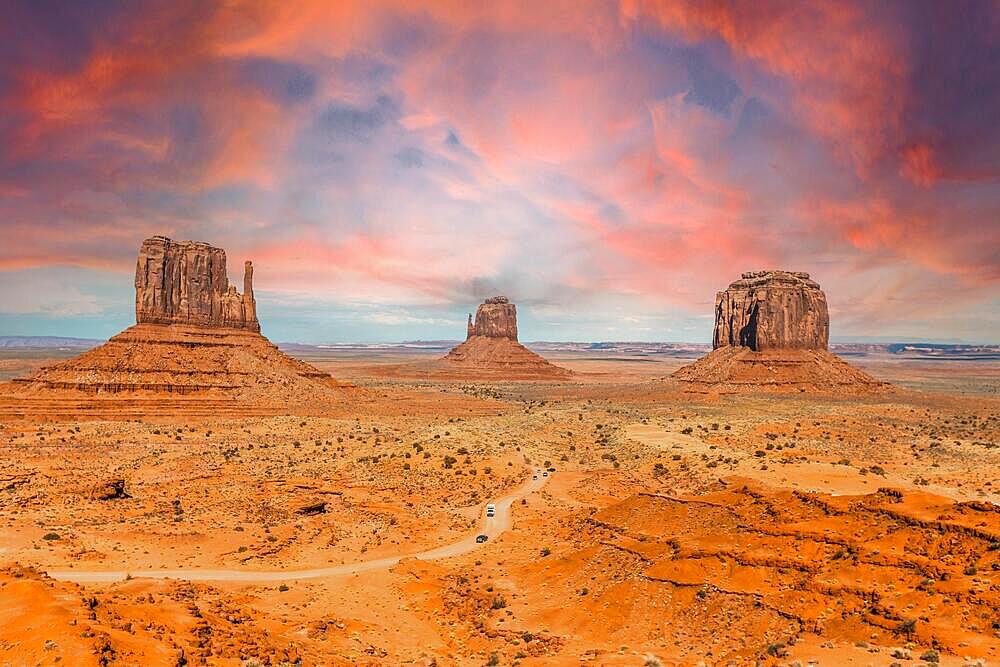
[0,344,997,667]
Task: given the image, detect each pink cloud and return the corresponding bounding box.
[0,1,997,341]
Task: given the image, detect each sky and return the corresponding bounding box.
[0,1,998,344]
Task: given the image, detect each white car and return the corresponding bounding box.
[486,503,496,517]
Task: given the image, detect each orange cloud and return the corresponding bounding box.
[899,143,941,188]
[1,0,996,340]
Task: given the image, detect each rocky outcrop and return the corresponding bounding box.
[135,236,259,331]
[713,271,828,351]
[673,270,886,393]
[469,296,518,340]
[14,236,338,401]
[416,296,571,379]
[90,479,129,500]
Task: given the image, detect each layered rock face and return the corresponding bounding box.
[135,236,259,331]
[469,296,518,340]
[713,271,828,351]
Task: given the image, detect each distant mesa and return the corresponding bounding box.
[437,296,571,379]
[674,271,886,393]
[356,295,572,380]
[14,236,338,399]
[386,296,569,380]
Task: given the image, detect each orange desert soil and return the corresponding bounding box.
[0,350,997,665]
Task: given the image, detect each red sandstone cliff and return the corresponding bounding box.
[135,236,259,331]
[468,296,518,340]
[713,271,828,351]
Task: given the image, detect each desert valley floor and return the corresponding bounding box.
[0,347,998,666]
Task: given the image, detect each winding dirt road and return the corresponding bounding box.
[47,471,548,584]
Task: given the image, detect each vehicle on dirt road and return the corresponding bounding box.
[476,534,488,543]
[486,503,496,517]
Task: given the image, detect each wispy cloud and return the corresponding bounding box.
[0,1,997,342]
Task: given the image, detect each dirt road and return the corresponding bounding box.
[47,471,549,584]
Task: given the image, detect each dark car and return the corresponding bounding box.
[476,534,488,543]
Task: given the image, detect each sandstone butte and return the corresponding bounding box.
[13,236,336,400]
[440,296,571,379]
[674,270,886,392]
[135,236,260,331]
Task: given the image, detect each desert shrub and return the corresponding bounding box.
[491,595,507,609]
[43,532,60,541]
